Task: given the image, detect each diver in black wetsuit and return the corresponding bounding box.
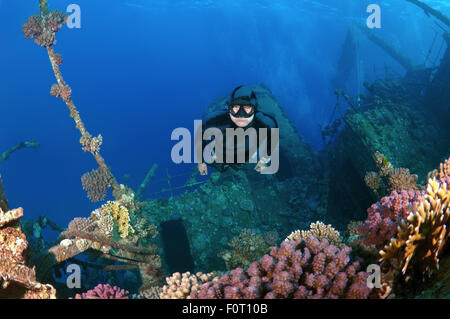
[195,85,279,175]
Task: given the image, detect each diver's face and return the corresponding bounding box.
[230,113,254,127]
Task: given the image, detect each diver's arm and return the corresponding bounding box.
[254,113,279,173]
[255,113,278,156]
[195,111,229,175]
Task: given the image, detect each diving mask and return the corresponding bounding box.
[227,85,258,118]
[228,104,255,118]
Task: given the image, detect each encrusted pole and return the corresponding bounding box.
[22,1,121,201]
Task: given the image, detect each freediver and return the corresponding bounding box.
[195,85,279,175]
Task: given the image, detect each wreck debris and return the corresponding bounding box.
[406,0,450,28]
[0,206,56,299]
[355,23,415,71]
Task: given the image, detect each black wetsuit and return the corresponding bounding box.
[195,110,279,172]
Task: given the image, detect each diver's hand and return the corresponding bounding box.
[198,163,208,176]
[254,156,271,173]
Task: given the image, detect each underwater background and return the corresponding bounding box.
[1,0,450,299]
[1,0,447,227]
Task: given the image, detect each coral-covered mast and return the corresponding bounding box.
[23,0,121,201]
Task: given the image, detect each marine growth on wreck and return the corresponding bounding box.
[1,0,449,300]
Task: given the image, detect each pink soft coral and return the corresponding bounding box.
[358,189,424,250]
[74,284,129,299]
[190,236,371,299]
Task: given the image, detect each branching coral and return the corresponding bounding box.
[380,178,449,278]
[439,157,450,181]
[101,201,134,239]
[367,151,419,196]
[428,156,450,185]
[133,216,158,240]
[365,171,382,195]
[138,286,163,299]
[218,229,278,270]
[81,167,113,202]
[285,221,344,248]
[73,283,129,299]
[191,236,371,299]
[388,168,418,192]
[22,10,67,47]
[90,208,114,238]
[160,272,221,299]
[0,207,56,299]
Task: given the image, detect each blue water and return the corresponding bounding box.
[0,0,447,228]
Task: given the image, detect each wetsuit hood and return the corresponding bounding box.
[228,86,258,109]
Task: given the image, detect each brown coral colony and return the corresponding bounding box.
[22,11,67,47]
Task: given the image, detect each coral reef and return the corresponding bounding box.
[218,229,278,270]
[388,168,418,192]
[380,177,449,278]
[137,286,163,299]
[326,72,449,225]
[0,207,56,299]
[285,221,344,248]
[22,10,67,47]
[365,152,419,198]
[346,220,363,239]
[358,189,424,250]
[142,166,325,272]
[428,156,450,185]
[364,171,382,195]
[190,236,371,299]
[416,254,450,298]
[73,284,129,299]
[90,208,114,237]
[160,272,221,299]
[80,166,112,203]
[32,196,164,292]
[15,0,449,300]
[101,201,134,239]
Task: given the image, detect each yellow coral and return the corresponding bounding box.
[380,178,449,277]
[101,201,134,239]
